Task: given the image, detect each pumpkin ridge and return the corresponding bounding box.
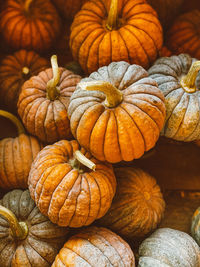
[9,17,27,46]
[0,12,20,33]
[33,20,45,48]
[50,102,60,140]
[113,111,122,160]
[1,140,11,188]
[185,98,200,141]
[164,85,182,98]
[8,140,18,188]
[19,20,29,48]
[89,33,105,73]
[33,100,48,141]
[15,137,24,187]
[83,174,93,225]
[117,31,132,63]
[20,245,32,266]
[122,1,145,18]
[64,244,92,266]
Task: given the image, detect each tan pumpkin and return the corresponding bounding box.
[68,61,166,163]
[28,139,116,227]
[17,55,81,143]
[70,0,163,74]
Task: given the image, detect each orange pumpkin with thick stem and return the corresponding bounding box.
[70,0,163,74]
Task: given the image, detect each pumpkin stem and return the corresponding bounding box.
[106,0,118,30]
[46,55,60,101]
[22,67,30,75]
[0,110,25,135]
[0,205,28,240]
[73,151,96,171]
[24,0,33,12]
[79,81,123,108]
[180,61,200,93]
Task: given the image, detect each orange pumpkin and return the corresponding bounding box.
[0,0,61,52]
[159,46,172,57]
[70,0,163,74]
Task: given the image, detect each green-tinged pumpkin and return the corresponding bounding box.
[191,207,200,246]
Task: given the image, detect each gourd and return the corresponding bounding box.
[191,206,200,246]
[68,61,166,163]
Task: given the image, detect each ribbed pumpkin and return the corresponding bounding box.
[52,226,135,267]
[17,55,81,143]
[98,167,165,239]
[0,189,68,267]
[0,50,49,114]
[138,228,200,267]
[0,110,43,189]
[148,54,200,141]
[191,207,200,246]
[70,0,163,74]
[166,10,200,59]
[0,0,61,52]
[68,61,166,163]
[28,139,116,227]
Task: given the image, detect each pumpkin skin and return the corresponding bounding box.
[148,54,200,142]
[70,0,163,74]
[52,226,135,267]
[191,207,200,246]
[0,50,49,114]
[98,167,165,239]
[28,139,116,227]
[159,46,172,57]
[0,189,69,267]
[138,228,200,267]
[166,10,200,59]
[68,61,166,163]
[0,0,61,52]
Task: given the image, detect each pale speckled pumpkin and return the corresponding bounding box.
[138,228,200,267]
[0,189,69,267]
[52,226,135,267]
[148,54,200,141]
[191,207,200,246]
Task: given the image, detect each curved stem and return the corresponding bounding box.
[106,0,118,30]
[0,205,28,240]
[0,110,25,135]
[46,55,60,101]
[74,151,96,171]
[22,67,30,75]
[24,0,33,12]
[78,80,123,108]
[180,61,200,93]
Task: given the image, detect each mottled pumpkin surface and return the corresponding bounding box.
[52,226,135,267]
[191,207,200,246]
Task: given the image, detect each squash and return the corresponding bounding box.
[0,189,68,267]
[0,0,61,52]
[52,226,135,267]
[159,46,172,57]
[98,167,165,239]
[191,207,200,246]
[68,61,166,163]
[166,10,200,59]
[0,50,49,114]
[28,139,116,227]
[70,0,163,74]
[148,54,200,141]
[0,110,43,189]
[138,228,200,266]
[17,55,81,143]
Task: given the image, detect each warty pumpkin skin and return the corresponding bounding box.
[0,0,61,53]
[70,0,163,74]
[28,139,116,227]
[0,189,69,267]
[17,55,81,143]
[191,207,200,246]
[148,54,200,142]
[52,226,135,267]
[68,61,166,163]
[138,228,200,267]
[98,167,165,239]
[0,50,49,114]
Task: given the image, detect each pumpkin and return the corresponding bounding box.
[0,110,43,189]
[52,226,135,267]
[0,189,68,267]
[68,61,166,163]
[138,228,200,266]
[0,50,49,114]
[0,0,61,52]
[148,54,200,141]
[28,139,116,227]
[159,46,172,57]
[17,55,81,143]
[98,167,165,239]
[191,207,200,246]
[166,10,200,59]
[70,0,163,74]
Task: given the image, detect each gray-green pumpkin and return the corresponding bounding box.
[191,207,200,246]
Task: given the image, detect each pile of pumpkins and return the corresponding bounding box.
[0,0,200,266]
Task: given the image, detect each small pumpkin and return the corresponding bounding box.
[68,61,166,163]
[191,207,200,246]
[98,167,165,239]
[0,189,68,267]
[138,228,200,266]
[28,139,116,227]
[70,0,163,74]
[0,0,61,52]
[148,54,200,141]
[0,50,49,114]
[166,10,200,59]
[17,55,81,143]
[0,110,43,189]
[52,226,135,267]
